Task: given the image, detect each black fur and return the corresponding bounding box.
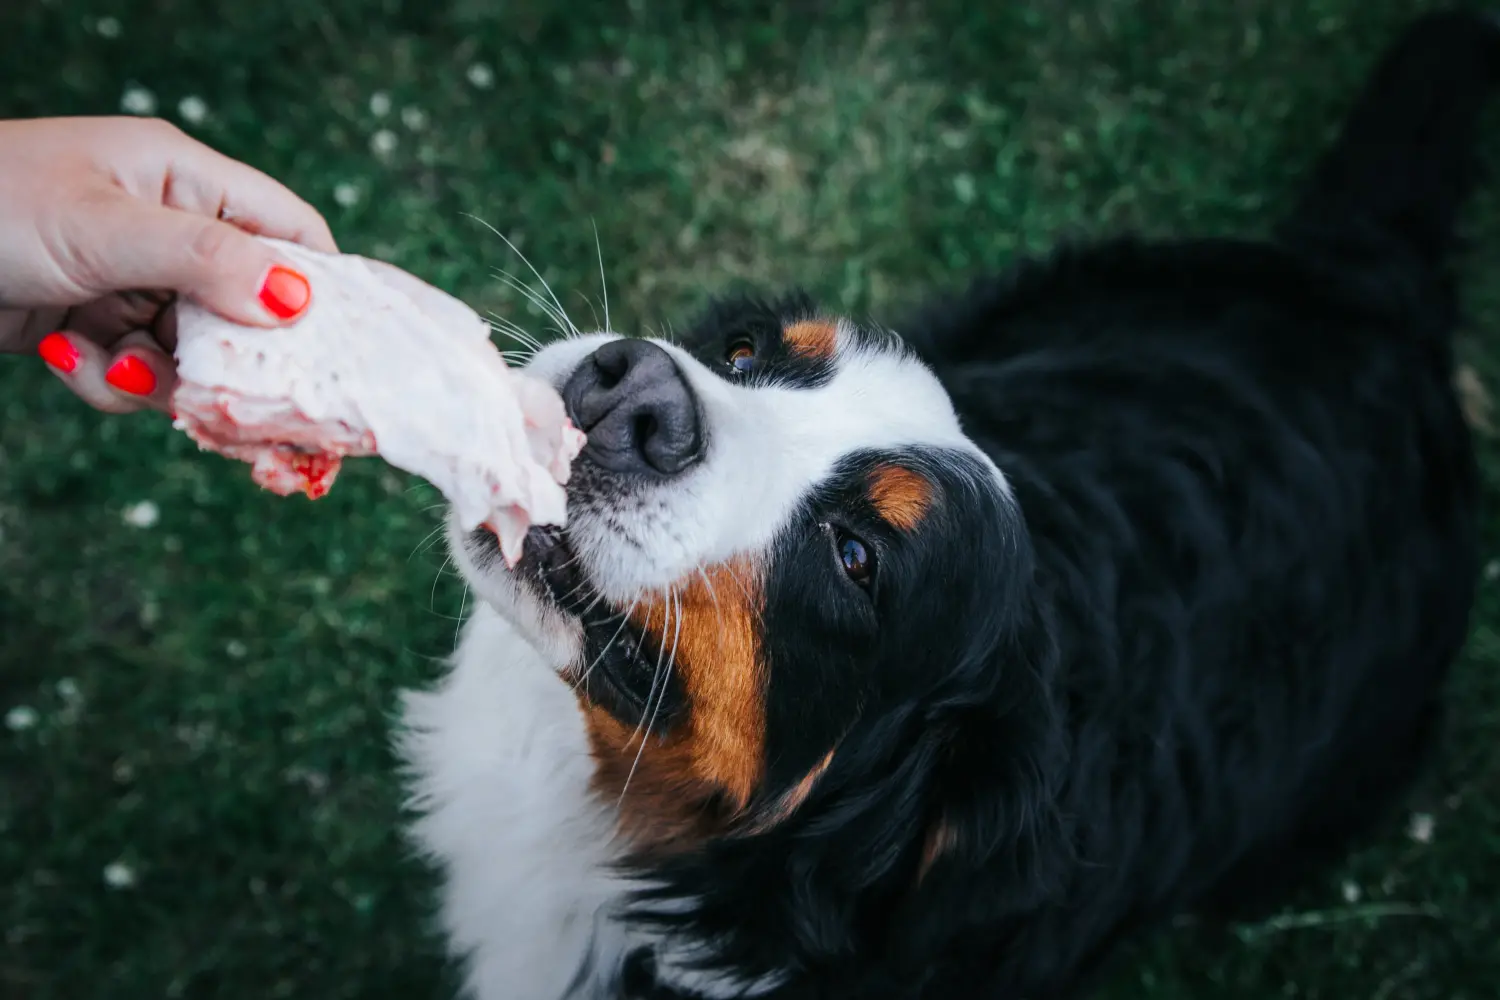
[622,11,1488,998]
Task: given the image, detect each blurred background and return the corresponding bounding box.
[2,1,1498,997]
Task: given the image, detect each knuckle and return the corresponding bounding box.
[185,220,238,273]
[139,116,185,142]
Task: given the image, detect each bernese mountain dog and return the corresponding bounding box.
[397,10,1490,999]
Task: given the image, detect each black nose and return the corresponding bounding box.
[562,339,704,477]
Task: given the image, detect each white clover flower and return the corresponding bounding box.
[103,861,137,889]
[370,129,398,157]
[120,84,156,116]
[333,182,362,208]
[1407,812,1435,844]
[96,16,121,38]
[177,95,208,125]
[466,63,495,89]
[5,706,38,732]
[122,500,159,528]
[369,91,392,117]
[400,106,427,130]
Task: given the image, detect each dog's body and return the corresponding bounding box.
[398,12,1489,999]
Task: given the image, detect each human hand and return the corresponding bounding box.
[0,116,337,413]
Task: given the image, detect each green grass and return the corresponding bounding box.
[2,1,1499,997]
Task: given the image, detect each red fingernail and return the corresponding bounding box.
[258,264,311,319]
[105,355,157,396]
[38,332,79,373]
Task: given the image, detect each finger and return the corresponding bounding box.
[58,289,174,351]
[0,305,66,355]
[65,195,316,328]
[162,139,339,254]
[103,331,178,413]
[37,330,152,415]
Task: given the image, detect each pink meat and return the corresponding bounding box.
[170,238,586,564]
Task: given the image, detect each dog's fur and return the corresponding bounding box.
[397,12,1489,999]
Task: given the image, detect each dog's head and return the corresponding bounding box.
[452,293,1044,859]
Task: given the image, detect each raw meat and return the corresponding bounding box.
[171,237,586,565]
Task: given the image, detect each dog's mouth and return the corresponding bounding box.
[481,524,681,732]
[514,524,593,616]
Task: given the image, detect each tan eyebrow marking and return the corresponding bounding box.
[783,320,838,361]
[868,463,934,532]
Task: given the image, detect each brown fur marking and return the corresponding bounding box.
[783,320,838,361]
[582,558,768,850]
[869,463,934,532]
[917,818,958,883]
[743,748,837,834]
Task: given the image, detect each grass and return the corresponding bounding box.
[1,0,1498,997]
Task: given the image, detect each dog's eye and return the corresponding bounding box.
[837,531,874,587]
[725,339,756,375]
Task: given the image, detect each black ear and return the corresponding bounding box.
[900,699,1074,939]
[619,703,946,985]
[621,623,1072,993]
[918,594,1072,878]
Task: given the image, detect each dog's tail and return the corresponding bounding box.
[1278,9,1500,272]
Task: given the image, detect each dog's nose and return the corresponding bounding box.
[562,339,704,476]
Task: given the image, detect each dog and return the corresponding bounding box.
[397,11,1489,998]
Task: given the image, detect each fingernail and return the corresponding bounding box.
[258,264,311,320]
[105,355,157,396]
[38,332,79,373]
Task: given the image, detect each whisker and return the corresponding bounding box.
[573,599,638,693]
[621,588,683,805]
[488,321,547,359]
[430,553,456,612]
[714,560,762,620]
[573,289,603,332]
[626,589,674,750]
[407,523,448,563]
[592,217,611,334]
[484,312,546,350]
[455,580,471,646]
[555,557,609,609]
[486,266,568,331]
[465,213,579,335]
[491,269,574,338]
[694,564,732,637]
[578,587,612,620]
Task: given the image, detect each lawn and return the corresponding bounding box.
[1,0,1498,997]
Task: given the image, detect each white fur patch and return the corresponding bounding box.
[399,325,1005,998]
[397,605,636,999]
[518,327,1008,601]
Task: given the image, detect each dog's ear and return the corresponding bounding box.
[622,617,1072,992]
[901,696,1074,938]
[912,597,1073,901]
[622,703,947,986]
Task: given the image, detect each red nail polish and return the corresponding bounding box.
[105,355,157,396]
[38,332,79,373]
[258,265,311,319]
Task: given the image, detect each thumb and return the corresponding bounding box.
[75,195,315,327]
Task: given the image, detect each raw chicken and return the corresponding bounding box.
[171,238,586,565]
